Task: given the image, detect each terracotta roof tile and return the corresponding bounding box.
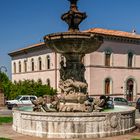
[84,28,140,39]
[8,42,45,56]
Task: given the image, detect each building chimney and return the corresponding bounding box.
[132,29,136,35]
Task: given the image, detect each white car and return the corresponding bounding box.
[6,95,37,110]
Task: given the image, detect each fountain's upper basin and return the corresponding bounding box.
[44,32,103,54]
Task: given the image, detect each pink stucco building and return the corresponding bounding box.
[9,28,140,101]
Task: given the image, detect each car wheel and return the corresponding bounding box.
[7,106,13,110]
[7,104,17,110]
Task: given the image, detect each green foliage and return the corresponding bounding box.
[0,72,57,99]
[131,138,140,140]
[0,138,12,140]
[0,72,12,99]
[0,117,13,125]
[0,72,9,83]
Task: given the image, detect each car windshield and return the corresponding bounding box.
[114,97,128,103]
[16,95,22,100]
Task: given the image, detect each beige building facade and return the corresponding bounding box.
[9,28,140,101]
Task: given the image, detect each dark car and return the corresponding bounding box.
[136,98,140,112]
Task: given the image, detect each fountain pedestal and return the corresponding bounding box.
[44,32,103,112]
[44,0,104,112]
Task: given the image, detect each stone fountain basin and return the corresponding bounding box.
[13,106,135,139]
[44,32,103,54]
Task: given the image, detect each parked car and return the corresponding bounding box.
[6,95,37,110]
[136,97,140,112]
[112,97,129,106]
[106,96,114,109]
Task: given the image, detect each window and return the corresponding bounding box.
[126,79,134,101]
[31,58,34,71]
[30,97,36,100]
[13,62,16,73]
[20,97,29,101]
[46,78,50,86]
[61,55,64,62]
[105,51,111,66]
[38,57,42,71]
[60,55,66,67]
[19,61,21,73]
[46,55,50,69]
[128,52,133,67]
[24,60,27,72]
[82,57,85,64]
[105,78,110,95]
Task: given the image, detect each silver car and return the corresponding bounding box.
[112,97,128,106]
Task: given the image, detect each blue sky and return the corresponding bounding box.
[0,0,140,78]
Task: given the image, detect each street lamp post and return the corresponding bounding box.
[0,66,7,106]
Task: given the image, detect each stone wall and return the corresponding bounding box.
[13,106,136,139]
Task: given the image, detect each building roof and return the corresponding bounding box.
[9,28,140,57]
[85,28,140,39]
[8,42,45,56]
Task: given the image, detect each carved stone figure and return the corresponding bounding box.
[32,94,113,112]
[31,95,60,112]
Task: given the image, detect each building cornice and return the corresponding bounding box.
[84,28,140,44]
[8,42,46,57]
[86,65,140,70]
[99,34,140,44]
[12,68,59,75]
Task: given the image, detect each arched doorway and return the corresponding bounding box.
[126,79,134,101]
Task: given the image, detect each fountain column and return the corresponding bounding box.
[44,0,103,112]
[60,53,86,84]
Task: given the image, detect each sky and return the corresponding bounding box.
[0,0,140,78]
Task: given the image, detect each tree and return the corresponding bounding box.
[0,72,57,99]
[5,79,57,99]
[0,72,12,99]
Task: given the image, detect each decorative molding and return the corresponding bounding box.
[103,35,140,45]
[89,94,123,97]
[12,68,59,75]
[86,65,140,70]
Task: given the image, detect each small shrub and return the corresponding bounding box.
[0,138,12,140]
[131,138,140,140]
[0,117,13,125]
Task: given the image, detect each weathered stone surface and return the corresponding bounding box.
[13,106,136,139]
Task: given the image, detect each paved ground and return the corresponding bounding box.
[1,106,140,140]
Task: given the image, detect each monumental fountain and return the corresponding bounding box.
[13,0,136,138]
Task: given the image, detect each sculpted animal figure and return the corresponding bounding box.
[59,79,88,94]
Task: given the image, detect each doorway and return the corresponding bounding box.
[126,79,134,101]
